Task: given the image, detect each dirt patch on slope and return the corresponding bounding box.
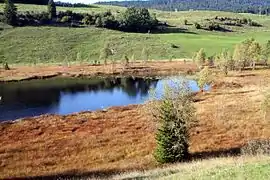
[0,61,196,82]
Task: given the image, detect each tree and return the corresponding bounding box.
[141,47,149,63]
[197,66,212,91]
[261,40,270,66]
[99,43,112,65]
[3,0,17,26]
[233,44,245,71]
[147,80,196,163]
[48,0,56,20]
[119,7,158,33]
[184,19,188,25]
[95,16,103,27]
[195,48,206,68]
[261,90,270,121]
[248,41,261,70]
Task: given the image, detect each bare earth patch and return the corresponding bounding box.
[0,61,196,82]
[0,65,270,179]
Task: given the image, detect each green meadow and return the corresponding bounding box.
[1,3,270,64]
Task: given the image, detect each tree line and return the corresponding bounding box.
[97,0,270,15]
[1,0,159,33]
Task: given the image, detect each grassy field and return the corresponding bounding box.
[1,4,270,64]
[114,156,270,180]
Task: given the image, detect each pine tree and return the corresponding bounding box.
[48,0,56,20]
[3,0,17,26]
[150,82,195,163]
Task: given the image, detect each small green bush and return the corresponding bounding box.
[3,62,10,70]
[61,16,71,23]
[241,139,270,155]
[147,81,196,163]
[197,66,212,91]
[194,22,201,29]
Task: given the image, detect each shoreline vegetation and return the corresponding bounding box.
[1,65,270,179]
[0,1,270,179]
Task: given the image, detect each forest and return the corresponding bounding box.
[98,0,270,14]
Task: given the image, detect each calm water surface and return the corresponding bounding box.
[0,76,207,121]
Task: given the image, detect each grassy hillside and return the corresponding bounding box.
[1,4,270,64]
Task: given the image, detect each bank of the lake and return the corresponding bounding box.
[0,61,196,82]
[1,69,270,179]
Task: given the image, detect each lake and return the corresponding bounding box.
[0,76,208,121]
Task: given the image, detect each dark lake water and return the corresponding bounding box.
[0,76,208,121]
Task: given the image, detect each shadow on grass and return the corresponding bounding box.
[190,147,241,161]
[152,27,197,34]
[5,147,242,180]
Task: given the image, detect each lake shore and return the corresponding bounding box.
[0,60,195,82]
[1,68,270,179]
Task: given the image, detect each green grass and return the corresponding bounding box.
[1,3,270,64]
[111,156,270,180]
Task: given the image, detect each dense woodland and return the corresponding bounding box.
[98,0,270,14]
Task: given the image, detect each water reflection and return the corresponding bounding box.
[0,76,205,121]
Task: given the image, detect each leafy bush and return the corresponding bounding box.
[241,139,270,155]
[197,66,212,91]
[3,62,10,70]
[195,48,206,68]
[207,22,221,31]
[261,90,270,120]
[61,16,71,23]
[171,44,179,48]
[147,80,196,163]
[194,22,201,29]
[118,7,158,33]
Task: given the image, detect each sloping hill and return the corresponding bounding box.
[97,0,270,14]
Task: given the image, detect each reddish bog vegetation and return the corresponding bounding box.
[0,67,270,179]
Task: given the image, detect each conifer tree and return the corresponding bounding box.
[3,0,17,26]
[148,82,195,163]
[48,0,56,20]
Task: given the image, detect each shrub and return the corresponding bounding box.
[3,0,17,26]
[241,139,270,155]
[195,48,206,68]
[61,16,71,23]
[171,44,179,48]
[197,66,212,91]
[233,44,245,71]
[194,22,201,29]
[99,43,113,64]
[141,47,149,63]
[3,62,10,70]
[261,90,270,121]
[147,80,196,163]
[95,16,102,27]
[118,7,158,33]
[208,22,221,31]
[122,55,129,68]
[48,0,56,20]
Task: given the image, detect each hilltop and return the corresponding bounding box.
[98,0,270,14]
